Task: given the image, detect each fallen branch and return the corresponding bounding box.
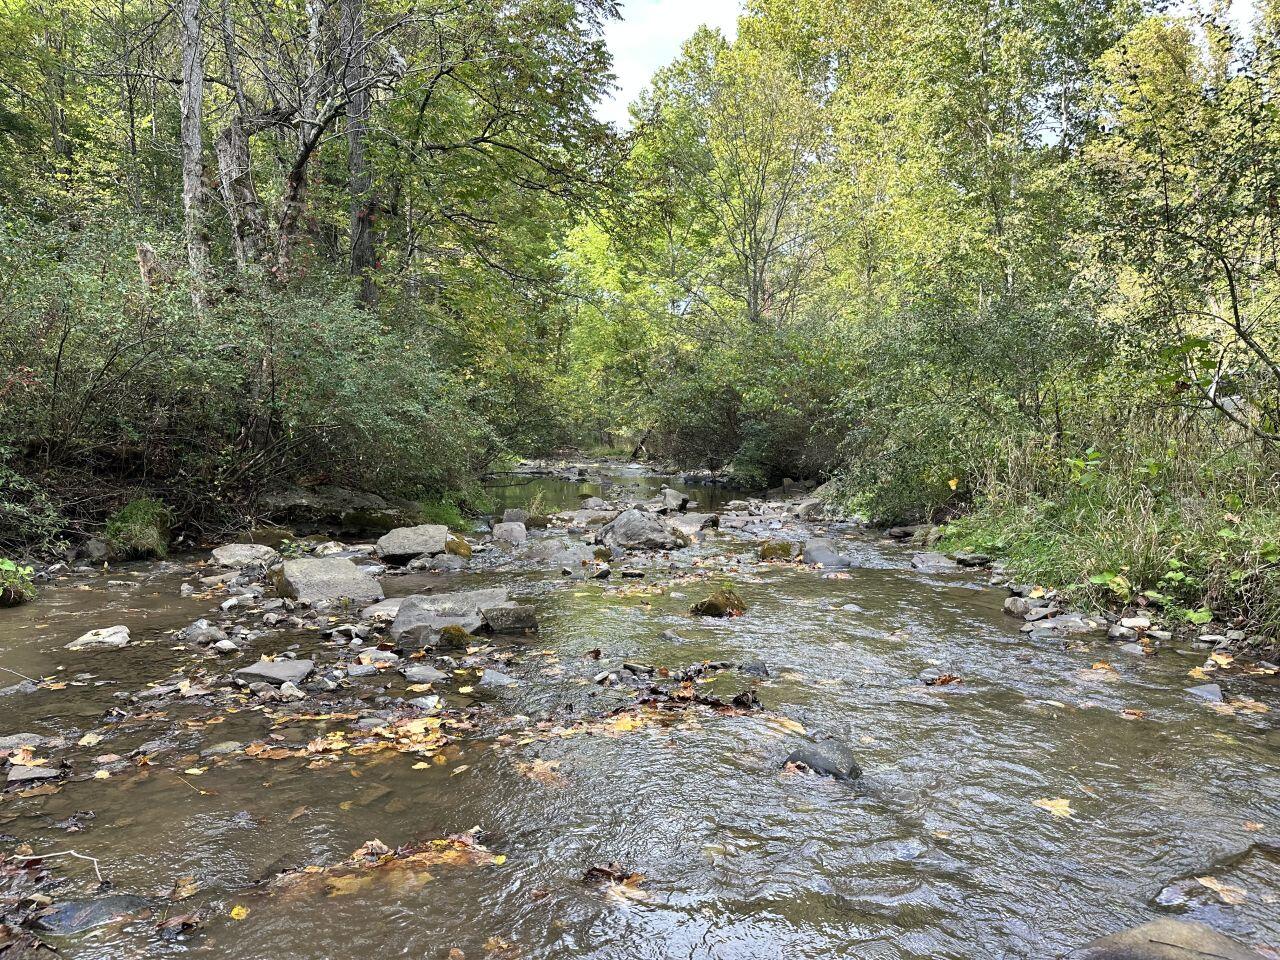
[12,849,105,883]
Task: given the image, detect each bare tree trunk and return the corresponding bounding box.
[216,0,265,271]
[342,0,376,305]
[177,0,211,310]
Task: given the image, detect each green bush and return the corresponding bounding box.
[0,557,36,606]
[105,498,172,559]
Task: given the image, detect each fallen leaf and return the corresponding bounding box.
[1033,797,1075,818]
[1197,876,1247,904]
[229,905,250,920]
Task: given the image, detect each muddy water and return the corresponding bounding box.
[2,474,1279,960]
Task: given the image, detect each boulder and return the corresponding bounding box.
[802,538,853,568]
[670,513,719,537]
[401,663,449,684]
[785,740,861,781]
[480,669,518,688]
[793,498,824,521]
[6,764,64,786]
[523,539,595,569]
[272,557,383,605]
[759,540,798,562]
[376,524,449,564]
[260,484,420,533]
[445,535,472,558]
[482,604,539,634]
[234,658,314,687]
[599,509,690,552]
[911,552,958,572]
[211,543,280,568]
[1067,919,1265,960]
[1003,596,1046,617]
[502,508,530,525]
[66,625,131,650]
[361,597,404,621]
[690,589,746,618]
[660,487,689,512]
[492,521,528,546]
[389,588,510,644]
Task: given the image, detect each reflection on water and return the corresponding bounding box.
[0,469,1277,960]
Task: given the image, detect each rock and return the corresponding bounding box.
[492,521,528,546]
[660,487,689,512]
[523,538,596,569]
[234,658,314,687]
[740,659,769,677]
[1029,614,1108,636]
[1067,919,1265,960]
[581,497,608,510]
[361,597,404,621]
[33,894,151,935]
[690,588,746,617]
[389,588,510,644]
[670,513,719,537]
[278,681,305,701]
[1148,628,1172,642]
[66,625,130,650]
[885,524,925,539]
[950,551,991,567]
[1120,615,1152,630]
[211,543,280,568]
[479,669,518,688]
[1003,596,1045,617]
[1186,683,1223,702]
[598,509,690,552]
[401,664,449,684]
[785,740,861,781]
[346,664,378,678]
[6,764,64,786]
[445,535,472,558]
[179,619,228,646]
[793,498,824,521]
[272,557,383,605]
[759,540,798,561]
[1109,624,1138,641]
[1117,642,1146,656]
[501,508,530,524]
[802,538,852,568]
[911,552,958,572]
[482,604,539,634]
[260,484,420,533]
[376,524,449,564]
[0,733,46,752]
[725,499,750,511]
[409,695,441,711]
[211,638,240,654]
[82,537,112,563]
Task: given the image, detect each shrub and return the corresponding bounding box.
[0,558,36,606]
[105,498,172,559]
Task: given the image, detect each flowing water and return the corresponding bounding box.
[2,467,1278,959]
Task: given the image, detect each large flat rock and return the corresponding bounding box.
[272,557,383,605]
[211,543,280,568]
[1067,919,1266,959]
[234,658,314,687]
[66,625,131,650]
[376,524,449,564]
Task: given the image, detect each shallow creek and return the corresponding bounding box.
[1,468,1278,959]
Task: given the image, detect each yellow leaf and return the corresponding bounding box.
[230,905,250,921]
[947,477,959,490]
[493,855,507,865]
[92,770,110,780]
[78,732,103,747]
[183,767,205,776]
[1210,652,1234,667]
[1033,797,1075,818]
[458,686,474,694]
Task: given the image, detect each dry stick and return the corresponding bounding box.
[12,850,105,883]
[0,665,37,684]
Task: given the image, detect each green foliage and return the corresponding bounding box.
[0,557,37,605]
[104,498,172,559]
[418,498,469,530]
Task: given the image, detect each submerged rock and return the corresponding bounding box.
[66,625,131,650]
[375,524,449,564]
[34,894,151,935]
[759,540,798,562]
[690,589,746,618]
[272,557,384,605]
[6,764,64,786]
[785,740,861,781]
[598,509,690,552]
[1067,919,1265,959]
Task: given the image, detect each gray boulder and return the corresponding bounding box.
[599,509,690,552]
[793,498,824,521]
[376,524,449,564]
[670,513,719,537]
[480,669,518,688]
[401,663,449,684]
[389,588,510,644]
[492,521,528,546]
[234,658,314,687]
[1067,919,1265,959]
[785,739,861,781]
[483,604,539,634]
[179,619,228,646]
[211,543,280,568]
[523,539,596,569]
[6,764,64,786]
[911,552,958,572]
[361,597,404,621]
[272,557,383,605]
[660,487,689,512]
[802,538,852,568]
[66,625,131,650]
[502,508,530,524]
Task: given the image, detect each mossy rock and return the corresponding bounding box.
[526,515,551,530]
[446,535,472,558]
[759,540,797,562]
[593,547,613,562]
[104,498,172,559]
[437,624,472,648]
[690,588,747,618]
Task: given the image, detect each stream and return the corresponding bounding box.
[2,464,1278,959]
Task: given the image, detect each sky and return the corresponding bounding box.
[596,0,742,129]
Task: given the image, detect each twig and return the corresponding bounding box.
[12,849,105,883]
[0,665,37,684]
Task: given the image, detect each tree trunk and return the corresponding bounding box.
[215,119,264,270]
[342,0,376,305]
[177,0,211,310]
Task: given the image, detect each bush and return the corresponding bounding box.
[105,498,172,559]
[0,558,36,606]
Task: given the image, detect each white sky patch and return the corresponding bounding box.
[596,0,742,129]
